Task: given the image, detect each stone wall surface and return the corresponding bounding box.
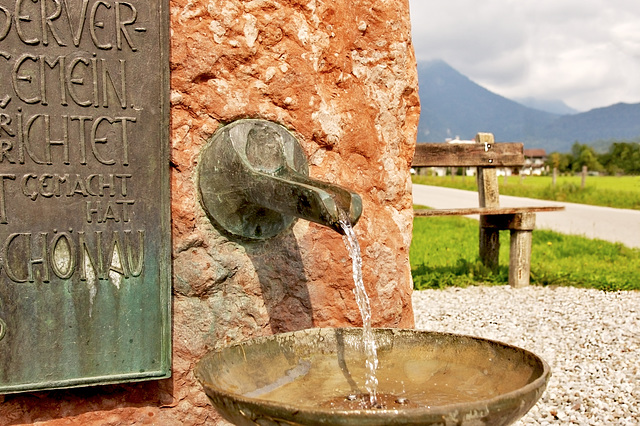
[0,0,419,424]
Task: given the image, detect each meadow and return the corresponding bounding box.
[412,174,640,210]
[410,215,640,291]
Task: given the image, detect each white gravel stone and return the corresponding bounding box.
[412,285,640,425]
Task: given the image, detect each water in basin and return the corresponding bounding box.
[251,334,532,409]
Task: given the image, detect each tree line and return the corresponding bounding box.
[547,140,640,175]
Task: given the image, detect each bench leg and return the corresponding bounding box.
[481,212,536,287]
[509,229,533,288]
[479,227,500,273]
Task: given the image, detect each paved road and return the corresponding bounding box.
[413,184,640,248]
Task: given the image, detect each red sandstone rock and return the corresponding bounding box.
[0,0,419,424]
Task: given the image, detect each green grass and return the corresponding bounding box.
[410,215,640,291]
[412,175,640,210]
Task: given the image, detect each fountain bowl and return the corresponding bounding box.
[195,327,550,425]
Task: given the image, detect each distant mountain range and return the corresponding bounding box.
[416,60,640,152]
[512,97,579,115]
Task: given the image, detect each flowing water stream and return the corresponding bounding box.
[338,213,379,407]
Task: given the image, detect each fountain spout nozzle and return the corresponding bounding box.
[198,119,362,239]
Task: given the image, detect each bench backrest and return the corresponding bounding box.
[411,133,524,209]
[411,133,525,168]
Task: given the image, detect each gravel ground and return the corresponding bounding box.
[412,285,640,425]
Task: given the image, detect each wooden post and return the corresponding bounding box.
[552,167,557,186]
[508,213,536,288]
[581,165,587,189]
[475,133,500,272]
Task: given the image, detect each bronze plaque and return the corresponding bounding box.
[0,0,170,392]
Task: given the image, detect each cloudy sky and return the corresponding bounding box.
[408,0,640,111]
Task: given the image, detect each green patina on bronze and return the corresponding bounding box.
[0,0,171,393]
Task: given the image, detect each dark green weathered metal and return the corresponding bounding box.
[198,119,362,239]
[0,0,171,392]
[196,328,550,425]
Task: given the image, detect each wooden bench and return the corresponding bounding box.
[411,133,564,288]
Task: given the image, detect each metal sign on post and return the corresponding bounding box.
[0,0,171,393]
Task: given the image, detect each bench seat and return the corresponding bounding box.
[414,206,564,217]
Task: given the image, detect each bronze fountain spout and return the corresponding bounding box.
[198,119,362,239]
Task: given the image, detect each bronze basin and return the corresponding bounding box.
[195,328,550,425]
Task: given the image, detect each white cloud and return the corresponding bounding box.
[409,0,640,111]
[611,22,640,57]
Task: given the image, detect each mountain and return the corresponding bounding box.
[416,60,640,152]
[416,60,559,146]
[537,103,640,145]
[513,97,579,115]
